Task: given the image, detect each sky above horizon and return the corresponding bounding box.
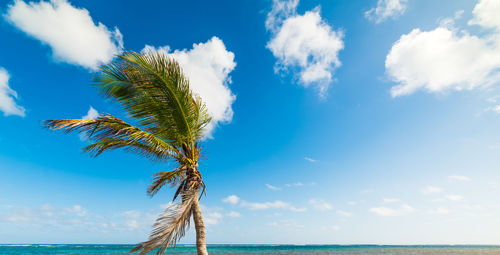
[1,0,500,245]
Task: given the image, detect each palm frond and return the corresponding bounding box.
[147,168,185,197]
[93,52,212,144]
[130,189,198,255]
[43,114,179,161]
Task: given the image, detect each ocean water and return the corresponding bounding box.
[1,245,500,255]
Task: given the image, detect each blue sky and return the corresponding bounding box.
[1,0,500,245]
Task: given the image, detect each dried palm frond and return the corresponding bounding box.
[130,189,198,254]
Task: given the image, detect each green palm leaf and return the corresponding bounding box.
[93,52,211,144]
[45,51,213,255]
[44,114,179,161]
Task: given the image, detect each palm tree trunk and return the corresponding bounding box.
[192,197,208,255]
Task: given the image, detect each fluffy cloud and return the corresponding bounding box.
[421,186,442,195]
[241,200,306,212]
[386,0,500,97]
[204,212,223,226]
[468,0,500,29]
[266,0,344,97]
[365,0,408,23]
[309,198,333,211]
[369,204,414,216]
[143,37,236,137]
[5,0,123,70]
[0,68,25,117]
[222,195,240,205]
[82,106,99,119]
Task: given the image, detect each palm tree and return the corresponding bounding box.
[44,52,212,255]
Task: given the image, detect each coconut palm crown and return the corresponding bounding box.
[44,52,212,255]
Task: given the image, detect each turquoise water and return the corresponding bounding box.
[1,245,500,254]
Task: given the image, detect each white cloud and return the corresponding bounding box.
[39,204,55,217]
[265,0,298,33]
[0,68,25,117]
[285,182,304,187]
[121,210,156,232]
[204,212,223,226]
[143,37,236,137]
[386,0,500,97]
[304,157,317,162]
[5,0,123,70]
[369,204,414,216]
[122,210,141,219]
[309,199,333,211]
[124,219,138,229]
[365,0,408,24]
[421,186,442,195]
[336,210,352,217]
[446,194,464,201]
[487,95,500,103]
[383,198,400,203]
[1,205,47,223]
[468,0,500,29]
[266,0,344,97]
[241,200,306,212]
[266,184,282,190]
[222,195,240,205]
[64,205,86,217]
[486,104,500,114]
[0,204,159,234]
[226,211,241,218]
[82,106,99,119]
[331,225,341,231]
[448,175,471,181]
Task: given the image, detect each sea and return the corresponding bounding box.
[0,245,499,255]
